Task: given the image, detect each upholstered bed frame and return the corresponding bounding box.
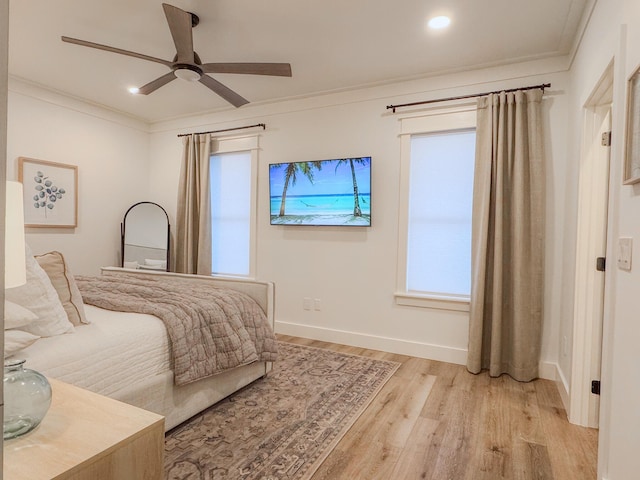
[98,267,275,431]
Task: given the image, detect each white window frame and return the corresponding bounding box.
[210,134,259,279]
[395,106,476,311]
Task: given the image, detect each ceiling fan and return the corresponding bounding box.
[61,3,292,108]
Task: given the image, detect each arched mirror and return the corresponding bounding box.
[121,202,170,271]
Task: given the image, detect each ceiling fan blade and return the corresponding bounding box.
[201,63,292,77]
[61,36,172,67]
[199,75,249,108]
[137,72,177,95]
[162,3,194,64]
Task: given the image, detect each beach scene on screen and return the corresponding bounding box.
[269,157,371,226]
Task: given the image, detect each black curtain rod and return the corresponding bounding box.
[177,123,266,137]
[386,83,551,113]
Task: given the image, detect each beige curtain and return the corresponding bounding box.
[467,89,545,382]
[175,133,212,275]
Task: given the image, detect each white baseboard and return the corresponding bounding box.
[275,320,467,365]
[555,364,571,412]
[538,361,567,383]
[277,320,559,382]
[537,362,571,409]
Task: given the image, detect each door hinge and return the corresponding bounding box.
[591,380,601,395]
[596,257,606,272]
[602,131,612,146]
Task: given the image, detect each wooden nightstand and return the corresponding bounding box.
[3,378,164,480]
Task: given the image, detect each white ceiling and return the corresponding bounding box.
[8,0,591,123]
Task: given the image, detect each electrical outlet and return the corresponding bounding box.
[314,298,321,311]
[303,297,312,310]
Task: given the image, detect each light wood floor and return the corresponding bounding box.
[278,334,598,480]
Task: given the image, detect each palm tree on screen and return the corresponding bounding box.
[334,157,370,217]
[275,161,323,216]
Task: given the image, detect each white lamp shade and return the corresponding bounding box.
[5,181,26,288]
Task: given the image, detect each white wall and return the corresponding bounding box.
[6,79,150,275]
[566,0,640,478]
[149,59,571,373]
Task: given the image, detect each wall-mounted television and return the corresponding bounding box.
[269,156,371,226]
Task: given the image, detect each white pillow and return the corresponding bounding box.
[5,244,74,337]
[144,258,166,267]
[4,300,38,330]
[35,251,89,326]
[4,330,40,358]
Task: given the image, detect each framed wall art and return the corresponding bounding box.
[624,65,640,184]
[18,157,78,228]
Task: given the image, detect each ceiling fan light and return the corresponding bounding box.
[175,68,201,82]
[128,87,140,94]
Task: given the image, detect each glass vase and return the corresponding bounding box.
[3,359,52,440]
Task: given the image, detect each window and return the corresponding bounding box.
[407,130,475,294]
[209,135,258,277]
[396,108,476,310]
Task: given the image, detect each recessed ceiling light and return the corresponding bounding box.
[428,15,451,30]
[128,87,140,94]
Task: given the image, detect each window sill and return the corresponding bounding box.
[394,292,470,312]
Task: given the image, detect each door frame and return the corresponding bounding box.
[569,62,613,427]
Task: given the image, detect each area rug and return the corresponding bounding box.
[165,341,400,480]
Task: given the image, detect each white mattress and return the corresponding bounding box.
[17,304,172,398]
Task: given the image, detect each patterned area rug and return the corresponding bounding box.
[165,341,400,480]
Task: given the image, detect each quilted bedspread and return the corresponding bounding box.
[74,274,278,386]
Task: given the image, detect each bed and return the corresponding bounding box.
[6,261,277,432]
